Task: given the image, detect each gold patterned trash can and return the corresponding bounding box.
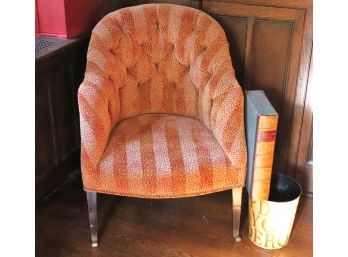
[248,174,302,250]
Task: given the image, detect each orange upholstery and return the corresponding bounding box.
[78,4,247,198]
[83,114,246,197]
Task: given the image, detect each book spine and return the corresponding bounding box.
[251,115,278,200]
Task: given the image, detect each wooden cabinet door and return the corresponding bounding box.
[203,1,307,178]
[35,38,88,201]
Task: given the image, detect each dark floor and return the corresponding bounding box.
[36,174,313,257]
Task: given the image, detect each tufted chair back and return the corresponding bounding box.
[84,3,242,129]
[80,4,246,175]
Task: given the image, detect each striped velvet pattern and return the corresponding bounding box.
[78,4,247,198]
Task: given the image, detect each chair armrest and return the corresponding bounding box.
[244,90,278,197]
[210,87,247,171]
[78,80,113,183]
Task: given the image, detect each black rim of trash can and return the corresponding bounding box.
[268,173,302,202]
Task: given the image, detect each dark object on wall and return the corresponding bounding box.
[35,36,89,201]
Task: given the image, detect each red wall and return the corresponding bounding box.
[35,0,40,35]
[36,0,102,38]
[65,0,102,38]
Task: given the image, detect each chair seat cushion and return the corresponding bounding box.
[83,114,245,198]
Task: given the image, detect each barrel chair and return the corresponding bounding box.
[78,3,248,247]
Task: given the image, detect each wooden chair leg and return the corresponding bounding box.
[232,188,242,242]
[86,191,98,247]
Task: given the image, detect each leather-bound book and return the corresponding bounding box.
[245,90,278,200]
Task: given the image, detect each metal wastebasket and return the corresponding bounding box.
[248,173,302,249]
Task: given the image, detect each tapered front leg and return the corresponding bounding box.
[86,191,98,247]
[232,188,242,242]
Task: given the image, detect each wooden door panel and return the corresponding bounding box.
[213,15,247,85]
[203,0,306,174]
[296,56,313,194]
[36,77,56,173]
[36,37,88,201]
[250,19,293,112]
[49,65,77,161]
[297,123,313,194]
[203,1,301,20]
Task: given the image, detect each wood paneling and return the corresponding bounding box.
[213,15,247,84]
[49,64,77,159]
[35,77,56,173]
[250,19,293,110]
[35,36,89,201]
[287,7,312,190]
[206,0,312,8]
[296,55,313,195]
[203,0,312,193]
